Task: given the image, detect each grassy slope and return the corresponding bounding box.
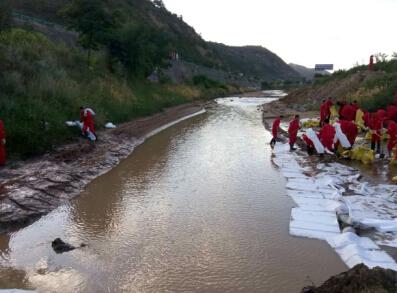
[284,60,397,112]
[0,28,240,158]
[9,0,300,82]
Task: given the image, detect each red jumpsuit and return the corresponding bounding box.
[376,109,387,122]
[320,102,328,125]
[341,104,356,122]
[370,116,382,143]
[338,102,347,119]
[363,111,371,127]
[288,118,300,145]
[319,124,336,150]
[387,121,397,152]
[82,111,95,134]
[386,105,397,122]
[302,134,314,148]
[340,120,358,146]
[272,118,281,139]
[0,120,6,166]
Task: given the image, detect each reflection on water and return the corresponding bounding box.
[0,97,346,293]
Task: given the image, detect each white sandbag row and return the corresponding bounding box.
[272,143,397,270]
[327,232,397,271]
[290,208,340,240]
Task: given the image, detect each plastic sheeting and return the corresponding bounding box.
[306,128,325,154]
[272,142,397,270]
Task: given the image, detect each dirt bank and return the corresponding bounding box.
[301,264,397,293]
[0,102,206,233]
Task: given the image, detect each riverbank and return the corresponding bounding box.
[0,101,207,233]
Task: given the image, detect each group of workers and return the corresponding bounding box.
[271,90,397,158]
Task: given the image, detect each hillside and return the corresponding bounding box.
[283,59,397,112]
[8,0,300,82]
[289,63,316,80]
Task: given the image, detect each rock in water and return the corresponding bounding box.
[302,264,397,293]
[51,238,76,254]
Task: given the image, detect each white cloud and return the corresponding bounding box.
[164,0,396,70]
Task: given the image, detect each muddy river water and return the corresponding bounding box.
[0,97,346,292]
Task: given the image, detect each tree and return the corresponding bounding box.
[107,23,172,76]
[61,0,116,65]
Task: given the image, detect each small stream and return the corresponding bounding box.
[0,96,346,293]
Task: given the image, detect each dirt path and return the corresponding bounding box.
[0,102,206,233]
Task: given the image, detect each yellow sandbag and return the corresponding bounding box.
[364,131,372,141]
[330,106,338,119]
[302,119,320,128]
[392,176,397,183]
[350,147,364,160]
[361,149,374,164]
[355,109,365,131]
[382,133,390,141]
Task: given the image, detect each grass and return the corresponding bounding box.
[0,28,240,159]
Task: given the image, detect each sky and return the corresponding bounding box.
[163,0,396,70]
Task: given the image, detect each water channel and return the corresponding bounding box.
[0,96,346,292]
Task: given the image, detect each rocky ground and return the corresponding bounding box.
[0,102,206,233]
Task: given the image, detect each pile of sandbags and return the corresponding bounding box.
[350,146,375,164]
[302,119,320,128]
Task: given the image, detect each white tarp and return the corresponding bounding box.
[306,128,325,154]
[273,142,397,271]
[334,122,351,148]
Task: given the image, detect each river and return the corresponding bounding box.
[0,96,346,292]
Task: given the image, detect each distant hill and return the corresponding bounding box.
[9,0,301,83]
[289,63,316,80]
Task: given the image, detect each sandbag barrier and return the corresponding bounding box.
[272,143,397,271]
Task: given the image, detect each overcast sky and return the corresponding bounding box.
[163,0,396,70]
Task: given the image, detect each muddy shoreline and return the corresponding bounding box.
[0,101,207,233]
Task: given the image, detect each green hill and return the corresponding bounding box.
[8,0,300,82]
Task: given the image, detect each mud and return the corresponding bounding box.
[0,102,206,233]
[302,264,397,293]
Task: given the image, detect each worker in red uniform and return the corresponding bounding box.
[270,115,283,149]
[369,113,383,154]
[320,100,328,126]
[82,109,96,141]
[337,101,347,119]
[376,109,387,122]
[0,120,5,166]
[319,119,335,151]
[340,120,358,146]
[288,115,300,151]
[340,103,356,121]
[387,120,397,158]
[386,105,397,122]
[363,111,371,127]
[368,55,374,71]
[302,134,315,156]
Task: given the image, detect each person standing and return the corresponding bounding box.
[288,115,300,151]
[387,120,397,158]
[82,108,96,142]
[319,119,336,152]
[369,113,382,154]
[368,55,374,71]
[0,120,6,166]
[270,115,283,149]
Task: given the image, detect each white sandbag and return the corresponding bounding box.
[305,128,325,154]
[327,232,397,270]
[334,123,351,148]
[86,130,96,141]
[84,108,96,116]
[65,121,83,129]
[105,122,117,129]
